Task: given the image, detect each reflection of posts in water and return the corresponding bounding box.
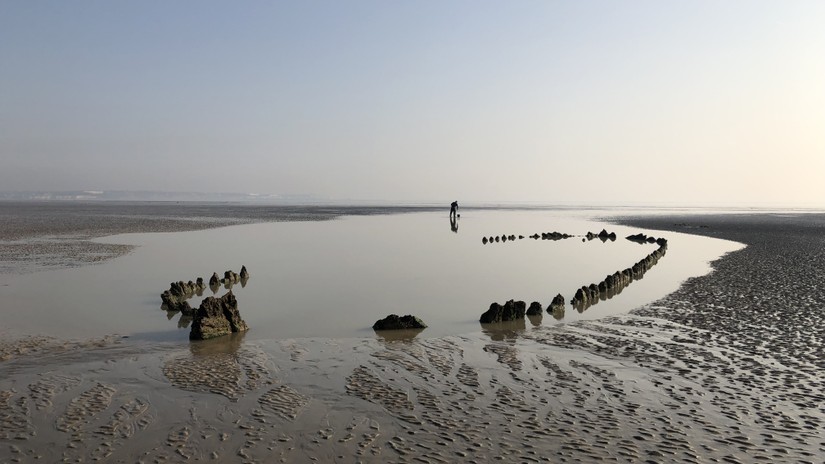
[178,314,193,329]
[450,215,459,233]
[189,331,246,356]
[375,328,425,342]
[161,302,192,325]
[480,319,526,341]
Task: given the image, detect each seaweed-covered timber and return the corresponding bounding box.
[480,300,526,323]
[223,270,240,284]
[216,266,251,288]
[541,232,573,240]
[626,232,668,247]
[586,229,617,242]
[163,267,250,316]
[526,301,543,316]
[548,294,565,314]
[479,231,669,321]
[161,279,206,314]
[372,314,428,331]
[483,231,572,244]
[571,241,668,309]
[189,291,249,340]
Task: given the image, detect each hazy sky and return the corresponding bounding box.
[1,1,823,206]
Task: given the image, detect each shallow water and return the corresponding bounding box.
[0,209,740,341]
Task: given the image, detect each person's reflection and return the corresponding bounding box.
[450,214,459,233]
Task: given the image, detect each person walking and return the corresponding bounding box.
[450,201,459,218]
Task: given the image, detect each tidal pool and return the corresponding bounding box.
[0,209,742,341]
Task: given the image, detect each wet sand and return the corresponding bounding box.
[1,208,824,463]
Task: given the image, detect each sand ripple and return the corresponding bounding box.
[162,338,270,401]
[1,213,824,463]
[1,321,822,463]
[258,385,309,420]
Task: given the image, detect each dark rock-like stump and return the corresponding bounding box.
[372,314,427,331]
[190,291,249,340]
[548,293,565,314]
[526,301,543,316]
[480,300,526,323]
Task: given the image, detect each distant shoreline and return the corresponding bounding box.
[2,201,821,275]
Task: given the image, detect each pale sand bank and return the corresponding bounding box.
[1,210,824,462]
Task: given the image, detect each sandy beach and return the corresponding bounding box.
[1,205,823,463]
